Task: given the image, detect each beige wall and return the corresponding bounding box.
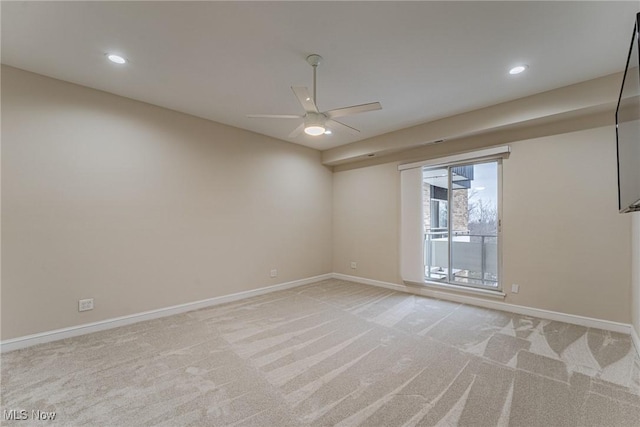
[632,213,640,335]
[333,126,632,323]
[502,127,630,322]
[333,163,400,284]
[1,66,333,340]
[2,65,635,340]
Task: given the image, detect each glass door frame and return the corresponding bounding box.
[424,158,503,292]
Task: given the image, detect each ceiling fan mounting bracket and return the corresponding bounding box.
[306,54,322,67]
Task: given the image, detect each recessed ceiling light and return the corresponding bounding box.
[509,65,528,75]
[107,54,127,64]
[324,130,332,135]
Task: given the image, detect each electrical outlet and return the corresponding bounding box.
[270,269,278,278]
[350,262,357,269]
[511,284,520,294]
[78,298,94,312]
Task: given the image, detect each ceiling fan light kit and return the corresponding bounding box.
[304,126,326,136]
[248,54,382,138]
[304,112,326,135]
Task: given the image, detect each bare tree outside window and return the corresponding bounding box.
[468,189,498,236]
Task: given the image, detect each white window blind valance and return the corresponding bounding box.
[398,145,510,171]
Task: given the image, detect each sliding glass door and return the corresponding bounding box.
[423,160,501,290]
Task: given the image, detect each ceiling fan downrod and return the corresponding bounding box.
[306,54,322,106]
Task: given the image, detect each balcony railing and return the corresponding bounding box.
[424,229,498,287]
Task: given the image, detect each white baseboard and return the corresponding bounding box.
[332,273,408,293]
[0,273,333,353]
[332,273,633,336]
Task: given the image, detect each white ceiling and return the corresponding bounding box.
[2,1,638,150]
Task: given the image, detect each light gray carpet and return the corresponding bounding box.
[2,279,640,426]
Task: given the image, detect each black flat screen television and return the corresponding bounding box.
[616,12,640,213]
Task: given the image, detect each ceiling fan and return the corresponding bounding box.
[247,54,382,137]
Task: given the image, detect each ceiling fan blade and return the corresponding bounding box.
[289,123,305,138]
[326,119,360,135]
[291,86,319,113]
[325,102,382,119]
[247,114,302,119]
